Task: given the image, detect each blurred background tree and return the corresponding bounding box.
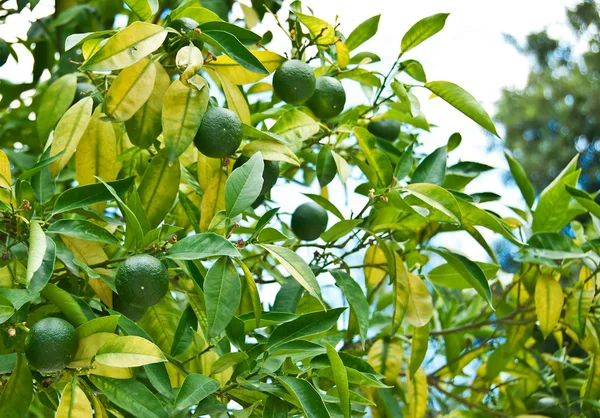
[496,0,600,192]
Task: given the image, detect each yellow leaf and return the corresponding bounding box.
[364,245,387,290]
[138,149,181,228]
[213,70,251,125]
[81,22,167,71]
[196,153,221,193]
[162,79,209,164]
[104,57,156,122]
[407,368,428,418]
[404,273,433,327]
[367,338,403,385]
[206,51,285,85]
[138,295,181,352]
[242,139,301,166]
[68,332,132,379]
[200,169,227,232]
[82,38,103,60]
[409,323,429,377]
[535,274,564,338]
[176,45,204,88]
[392,252,409,332]
[76,108,118,186]
[50,97,94,177]
[336,41,350,68]
[295,12,336,48]
[0,150,11,190]
[37,73,77,142]
[56,380,93,418]
[566,282,594,339]
[240,4,259,28]
[126,61,170,149]
[584,353,600,400]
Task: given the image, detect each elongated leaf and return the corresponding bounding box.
[317,147,337,188]
[95,336,166,367]
[163,79,209,163]
[104,57,156,122]
[392,253,409,332]
[566,283,594,339]
[354,127,393,188]
[90,376,168,418]
[321,219,361,243]
[204,257,241,339]
[81,22,167,71]
[264,396,289,418]
[226,152,264,217]
[270,109,320,145]
[505,151,535,209]
[535,274,563,339]
[200,30,268,74]
[138,149,181,227]
[407,368,428,418]
[260,244,324,306]
[367,338,403,384]
[41,283,88,326]
[56,380,93,418]
[401,13,449,52]
[325,342,350,418]
[411,146,446,185]
[267,308,345,350]
[346,15,380,50]
[404,183,461,224]
[210,351,247,374]
[404,273,433,327]
[48,220,118,245]
[166,232,240,260]
[277,376,331,418]
[295,12,335,47]
[125,0,158,21]
[173,373,220,415]
[331,270,369,347]
[0,354,32,418]
[425,81,498,137]
[27,235,55,295]
[427,261,498,289]
[303,193,345,220]
[527,232,584,259]
[37,74,77,142]
[200,168,227,232]
[26,221,46,285]
[0,150,11,190]
[409,323,429,377]
[50,97,93,177]
[237,259,262,327]
[205,51,285,84]
[53,177,135,214]
[215,71,251,124]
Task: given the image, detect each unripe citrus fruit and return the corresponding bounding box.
[291,202,328,241]
[25,317,78,374]
[367,119,401,141]
[113,294,147,322]
[307,76,346,119]
[273,60,316,105]
[115,254,169,309]
[194,107,243,158]
[0,40,9,67]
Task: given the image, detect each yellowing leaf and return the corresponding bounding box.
[138,149,181,228]
[295,12,336,48]
[126,61,170,149]
[535,274,564,339]
[177,45,204,87]
[200,170,227,232]
[197,153,222,192]
[566,282,594,339]
[76,109,118,187]
[205,51,285,85]
[404,273,433,327]
[364,245,387,290]
[214,71,251,125]
[336,41,350,68]
[0,150,11,190]
[50,97,94,177]
[95,336,167,368]
[26,221,46,286]
[163,79,209,164]
[242,139,301,166]
[392,253,409,332]
[409,323,429,377]
[367,338,403,385]
[104,57,156,122]
[81,22,167,71]
[37,74,77,142]
[56,380,93,418]
[407,368,428,418]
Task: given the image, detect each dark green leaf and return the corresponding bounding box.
[200,30,268,74]
[267,308,345,350]
[204,257,241,339]
[53,177,135,215]
[90,376,168,418]
[277,376,332,418]
[411,146,447,185]
[173,373,220,415]
[47,219,119,245]
[166,232,241,260]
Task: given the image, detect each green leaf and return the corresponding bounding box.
[0,354,32,418]
[400,59,427,82]
[566,185,600,219]
[81,22,168,71]
[200,21,261,45]
[411,145,447,185]
[565,283,594,339]
[200,30,268,74]
[317,147,337,188]
[52,177,135,214]
[354,127,393,188]
[138,149,181,227]
[76,315,120,339]
[163,79,209,164]
[425,81,499,136]
[226,152,264,217]
[0,296,15,325]
[27,236,56,295]
[527,232,584,259]
[166,232,240,260]
[95,335,166,367]
[171,305,197,357]
[319,367,388,388]
[303,193,345,220]
[430,249,493,308]
[210,351,248,374]
[321,219,362,243]
[41,283,88,326]
[409,323,429,377]
[270,109,320,145]
[505,151,535,209]
[90,376,168,418]
[0,353,16,374]
[345,15,380,50]
[125,0,158,21]
[390,81,412,115]
[404,183,461,225]
[237,259,262,328]
[242,138,301,166]
[173,374,220,415]
[532,156,579,233]
[331,270,369,347]
[259,244,324,307]
[277,376,332,418]
[427,261,499,289]
[204,257,241,339]
[37,74,77,142]
[170,4,221,24]
[267,308,345,350]
[263,396,289,418]
[401,13,449,52]
[47,220,119,246]
[325,342,350,418]
[394,144,413,180]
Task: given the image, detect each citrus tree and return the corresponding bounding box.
[0,1,599,417]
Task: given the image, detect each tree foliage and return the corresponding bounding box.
[0,1,599,417]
